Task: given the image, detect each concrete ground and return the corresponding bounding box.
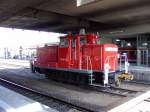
[0,59,29,68]
[0,85,58,112]
[0,70,126,112]
[109,91,150,112]
[0,59,150,112]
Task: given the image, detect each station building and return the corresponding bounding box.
[114,34,150,67]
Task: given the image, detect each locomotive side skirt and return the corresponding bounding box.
[34,66,93,85]
[33,65,113,85]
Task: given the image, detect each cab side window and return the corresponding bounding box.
[59,38,68,47]
[80,37,87,45]
[72,38,76,47]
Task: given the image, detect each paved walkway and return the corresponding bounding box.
[0,85,58,112]
[109,90,150,112]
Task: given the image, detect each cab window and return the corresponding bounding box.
[72,38,76,47]
[59,38,68,47]
[80,37,87,45]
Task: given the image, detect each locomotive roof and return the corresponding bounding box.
[59,34,98,38]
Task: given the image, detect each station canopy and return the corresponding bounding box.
[0,0,150,34]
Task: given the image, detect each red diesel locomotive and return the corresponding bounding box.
[31,34,133,86]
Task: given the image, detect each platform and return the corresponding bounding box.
[129,65,150,81]
[0,59,29,68]
[0,85,58,112]
[109,90,150,112]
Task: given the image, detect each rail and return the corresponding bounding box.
[89,84,138,97]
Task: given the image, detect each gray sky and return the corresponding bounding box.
[0,27,64,48]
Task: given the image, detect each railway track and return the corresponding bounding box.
[0,77,89,112]
[126,80,150,86]
[0,62,142,111]
[0,63,138,97]
[0,62,140,97]
[89,84,139,97]
[0,63,139,97]
[0,76,140,112]
[0,66,139,98]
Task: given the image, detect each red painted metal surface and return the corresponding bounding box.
[34,34,118,72]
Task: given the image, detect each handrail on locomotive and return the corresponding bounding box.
[103,54,133,87]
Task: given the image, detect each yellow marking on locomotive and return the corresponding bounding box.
[118,73,134,81]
